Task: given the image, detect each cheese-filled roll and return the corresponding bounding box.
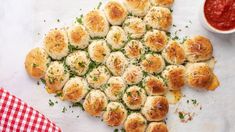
[65,51,90,76]
[103,102,127,126]
[25,47,50,79]
[122,65,143,85]
[162,40,186,65]
[83,10,109,37]
[144,7,172,31]
[63,77,89,102]
[44,28,69,60]
[183,36,213,62]
[150,0,174,8]
[143,75,167,95]
[141,96,169,121]
[162,65,186,90]
[123,0,150,17]
[141,54,165,74]
[144,30,168,52]
[106,51,128,76]
[146,122,168,132]
[123,86,147,110]
[104,0,128,25]
[86,65,110,89]
[124,40,145,60]
[45,61,69,93]
[123,16,146,39]
[67,24,90,49]
[124,113,147,132]
[106,26,127,50]
[186,63,214,89]
[88,40,111,63]
[83,90,108,116]
[104,77,126,101]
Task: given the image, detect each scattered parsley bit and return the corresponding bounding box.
[173,24,176,27]
[181,36,188,43]
[40,78,46,85]
[55,92,62,97]
[166,32,171,37]
[57,19,60,22]
[72,102,84,111]
[170,9,173,13]
[93,76,98,81]
[55,101,58,104]
[97,2,102,9]
[191,99,197,104]
[185,25,189,28]
[68,44,77,52]
[33,63,38,68]
[178,112,184,119]
[46,62,50,67]
[88,61,97,70]
[37,81,40,85]
[172,36,179,40]
[78,62,85,68]
[76,15,83,24]
[114,128,119,132]
[120,128,125,132]
[187,100,189,103]
[49,99,54,106]
[62,107,67,113]
[77,115,79,118]
[143,71,148,77]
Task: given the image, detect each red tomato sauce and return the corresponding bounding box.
[204,0,235,31]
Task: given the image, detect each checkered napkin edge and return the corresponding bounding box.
[0,88,62,132]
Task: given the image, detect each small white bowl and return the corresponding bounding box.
[199,0,235,34]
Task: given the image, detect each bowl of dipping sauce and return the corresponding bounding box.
[200,0,235,34]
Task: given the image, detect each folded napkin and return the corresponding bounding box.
[0,88,61,132]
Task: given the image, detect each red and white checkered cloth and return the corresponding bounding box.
[0,88,61,132]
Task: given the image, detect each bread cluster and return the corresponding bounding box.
[25,0,219,131]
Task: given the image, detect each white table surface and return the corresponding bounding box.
[0,0,235,132]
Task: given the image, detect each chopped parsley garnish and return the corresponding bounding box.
[78,61,85,68]
[33,63,38,68]
[178,112,184,119]
[88,61,97,70]
[48,99,54,106]
[185,25,189,28]
[191,99,197,104]
[55,92,62,97]
[173,24,176,27]
[172,36,179,40]
[170,9,173,13]
[68,44,77,52]
[72,102,84,111]
[76,15,83,24]
[62,107,67,113]
[143,71,148,77]
[93,76,98,81]
[166,32,171,37]
[120,128,125,132]
[40,78,46,85]
[114,129,119,132]
[37,81,40,85]
[57,19,60,22]
[97,2,102,9]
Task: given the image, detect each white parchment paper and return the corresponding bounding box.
[0,0,235,132]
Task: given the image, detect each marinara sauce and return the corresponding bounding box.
[204,0,235,31]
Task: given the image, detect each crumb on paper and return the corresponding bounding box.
[175,97,202,123]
